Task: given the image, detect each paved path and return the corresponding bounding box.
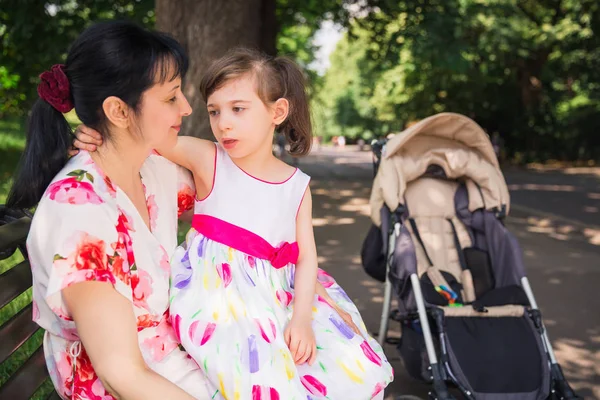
[296,146,600,399]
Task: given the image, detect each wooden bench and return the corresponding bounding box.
[0,205,424,400]
[0,206,60,399]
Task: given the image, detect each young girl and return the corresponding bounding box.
[75,48,393,399]
[168,48,393,400]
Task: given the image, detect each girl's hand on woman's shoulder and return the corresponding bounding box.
[70,125,103,155]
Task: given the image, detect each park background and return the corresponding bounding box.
[1,1,599,398]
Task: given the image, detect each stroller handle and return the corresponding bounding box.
[371,138,388,176]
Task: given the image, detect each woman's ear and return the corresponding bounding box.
[272,98,289,126]
[102,96,130,129]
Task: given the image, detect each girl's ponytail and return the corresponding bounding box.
[273,57,312,156]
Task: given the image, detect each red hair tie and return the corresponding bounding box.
[37,64,74,113]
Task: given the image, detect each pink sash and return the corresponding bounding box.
[191,214,299,268]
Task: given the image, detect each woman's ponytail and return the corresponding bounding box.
[7,64,73,209]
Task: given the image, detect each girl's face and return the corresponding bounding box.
[137,76,192,151]
[206,74,282,160]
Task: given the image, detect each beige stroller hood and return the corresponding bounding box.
[370,112,510,226]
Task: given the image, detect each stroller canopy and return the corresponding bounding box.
[370,113,510,226]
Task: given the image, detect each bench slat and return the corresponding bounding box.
[0,345,48,399]
[0,304,40,365]
[0,208,52,397]
[0,260,32,309]
[0,216,30,260]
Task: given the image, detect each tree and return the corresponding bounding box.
[318,0,600,161]
[156,0,267,139]
[155,0,359,139]
[1,0,352,133]
[312,26,389,142]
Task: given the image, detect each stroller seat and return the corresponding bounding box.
[404,178,527,309]
[400,178,549,399]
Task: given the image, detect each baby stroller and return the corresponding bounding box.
[362,113,580,400]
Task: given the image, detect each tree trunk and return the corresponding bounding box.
[259,0,278,56]
[156,0,270,139]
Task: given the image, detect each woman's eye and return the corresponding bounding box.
[233,107,244,113]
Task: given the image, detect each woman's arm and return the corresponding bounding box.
[314,280,329,300]
[63,281,197,400]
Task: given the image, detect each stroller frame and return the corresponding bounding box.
[369,131,580,400]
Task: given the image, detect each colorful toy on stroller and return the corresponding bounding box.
[362,113,580,400]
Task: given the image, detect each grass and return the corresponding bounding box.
[0,115,190,397]
[0,118,26,204]
[0,117,55,398]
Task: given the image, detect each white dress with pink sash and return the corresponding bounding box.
[169,144,393,400]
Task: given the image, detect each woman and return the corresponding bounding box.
[10,20,360,400]
[7,21,209,399]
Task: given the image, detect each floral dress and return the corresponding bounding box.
[27,151,208,399]
[170,144,394,400]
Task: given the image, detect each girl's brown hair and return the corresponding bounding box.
[200,47,312,156]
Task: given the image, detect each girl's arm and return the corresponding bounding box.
[155,136,213,175]
[71,125,214,174]
[63,281,199,399]
[155,137,217,201]
[71,126,216,199]
[292,187,318,321]
[284,187,318,365]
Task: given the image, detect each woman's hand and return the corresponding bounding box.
[330,302,362,336]
[315,281,361,336]
[69,125,103,156]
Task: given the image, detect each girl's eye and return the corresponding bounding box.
[208,110,219,117]
[168,97,177,103]
[233,107,244,113]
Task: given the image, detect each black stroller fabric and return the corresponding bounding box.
[360,223,386,282]
[463,247,495,298]
[361,205,393,283]
[444,315,550,399]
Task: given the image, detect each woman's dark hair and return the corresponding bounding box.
[200,47,312,156]
[7,20,188,209]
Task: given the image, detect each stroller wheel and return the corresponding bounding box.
[385,337,402,346]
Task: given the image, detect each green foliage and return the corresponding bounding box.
[3,0,598,160]
[275,1,359,98]
[0,118,26,204]
[1,0,344,117]
[0,0,155,117]
[316,0,600,160]
[312,27,389,141]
